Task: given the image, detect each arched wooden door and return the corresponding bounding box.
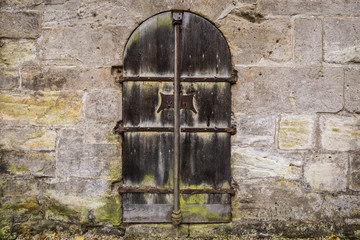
[118,11,236,223]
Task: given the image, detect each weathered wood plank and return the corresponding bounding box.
[123,204,173,223]
[181,204,231,223]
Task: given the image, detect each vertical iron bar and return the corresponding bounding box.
[172,11,182,226]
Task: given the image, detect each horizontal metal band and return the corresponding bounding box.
[116,127,236,135]
[119,76,237,84]
[119,186,236,195]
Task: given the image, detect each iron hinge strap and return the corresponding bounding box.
[118,76,237,84]
[115,127,236,135]
[119,187,236,195]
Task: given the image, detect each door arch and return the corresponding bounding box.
[117,10,236,224]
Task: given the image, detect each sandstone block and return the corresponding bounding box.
[345,68,360,113]
[219,15,292,64]
[0,12,40,39]
[324,18,360,64]
[44,1,135,29]
[85,122,119,144]
[232,66,343,115]
[125,224,188,239]
[0,91,83,125]
[0,150,55,177]
[231,146,302,181]
[320,115,360,151]
[233,114,275,147]
[294,18,322,65]
[321,194,360,219]
[232,181,318,221]
[0,0,43,9]
[22,66,117,91]
[0,40,37,70]
[278,114,315,150]
[85,90,122,122]
[350,153,360,191]
[40,27,124,67]
[0,69,18,90]
[258,0,360,16]
[0,127,56,151]
[304,153,348,192]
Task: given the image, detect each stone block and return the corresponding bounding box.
[85,90,122,122]
[231,146,302,181]
[0,12,40,39]
[44,1,135,29]
[0,178,41,203]
[232,66,343,115]
[125,224,188,239]
[294,18,322,65]
[0,91,83,125]
[0,69,18,90]
[258,0,360,16]
[218,14,292,64]
[40,26,125,67]
[278,114,316,150]
[0,0,43,9]
[0,39,37,70]
[233,114,275,147]
[321,194,360,219]
[232,181,318,221]
[22,65,117,91]
[189,224,232,238]
[0,150,55,177]
[190,0,236,21]
[85,122,119,144]
[0,127,56,151]
[320,115,360,151]
[350,153,360,191]
[324,17,360,64]
[345,68,360,113]
[304,153,348,192]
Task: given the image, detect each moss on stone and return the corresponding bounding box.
[9,163,30,174]
[94,196,121,226]
[109,163,121,180]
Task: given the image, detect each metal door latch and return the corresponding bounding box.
[157,93,197,113]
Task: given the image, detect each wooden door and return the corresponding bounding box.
[118,11,235,223]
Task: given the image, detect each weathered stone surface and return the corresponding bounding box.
[258,0,360,16]
[232,66,343,114]
[321,194,360,219]
[233,114,275,147]
[350,153,360,191]
[189,224,232,238]
[0,127,56,151]
[0,70,18,90]
[345,68,360,113]
[0,12,40,39]
[190,0,236,21]
[0,150,55,176]
[304,153,348,192]
[44,1,135,29]
[320,115,360,151]
[294,18,322,66]
[278,114,316,150]
[219,15,292,64]
[22,65,117,91]
[40,26,125,67]
[0,91,83,125]
[85,90,122,122]
[56,128,120,178]
[232,181,318,221]
[125,224,188,239]
[0,0,43,9]
[0,40,37,70]
[231,146,302,181]
[324,17,360,64]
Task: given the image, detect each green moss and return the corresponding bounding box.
[44,197,79,222]
[109,163,121,180]
[180,194,205,205]
[9,163,30,174]
[8,199,40,212]
[180,205,229,222]
[140,174,156,186]
[94,196,121,226]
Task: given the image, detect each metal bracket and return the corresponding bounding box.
[157,93,197,113]
[172,11,183,24]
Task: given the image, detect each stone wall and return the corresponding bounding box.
[0,0,359,239]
